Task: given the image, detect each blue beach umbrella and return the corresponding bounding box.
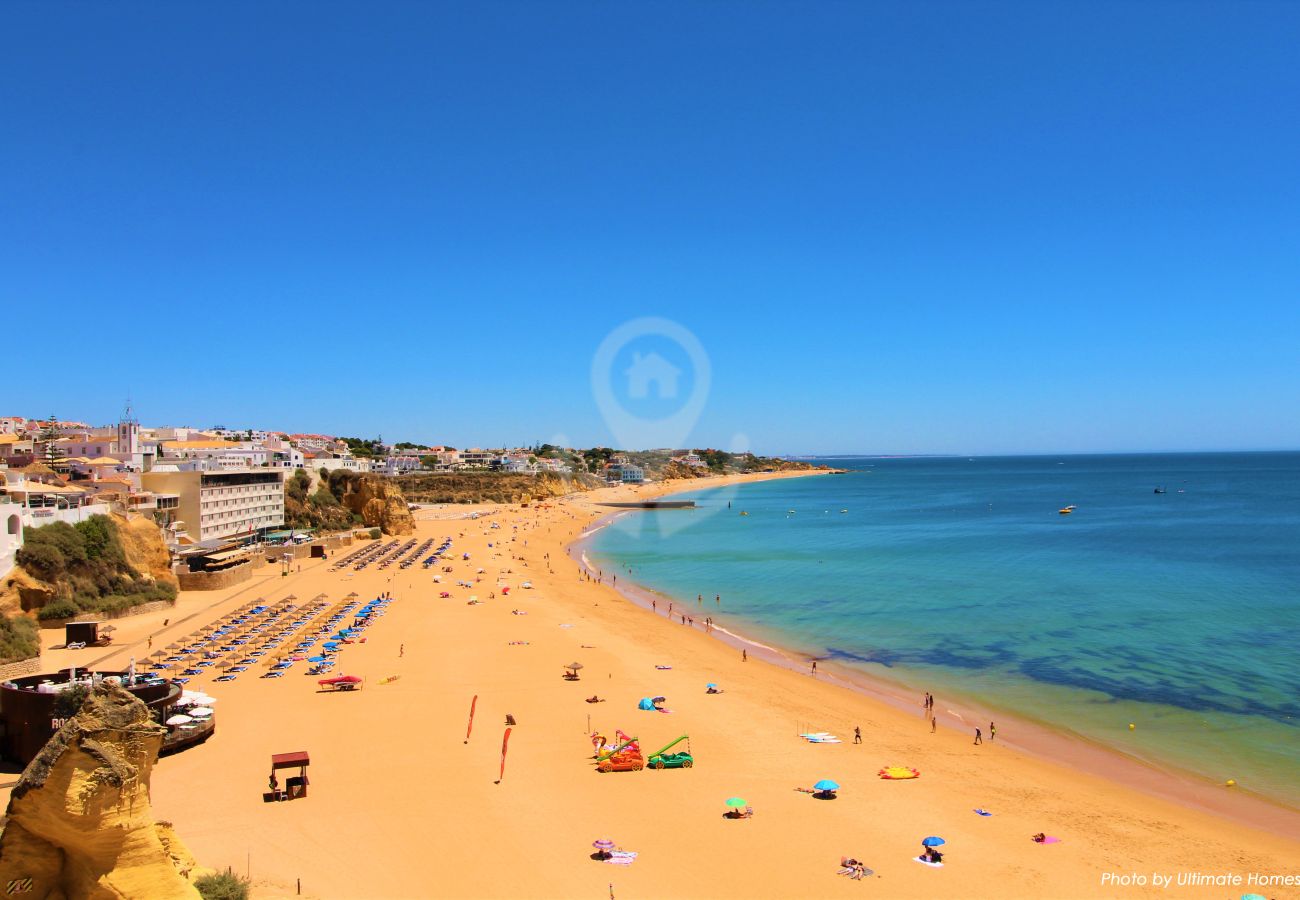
[922,836,946,847]
[813,779,840,792]
[307,656,326,663]
[706,683,718,690]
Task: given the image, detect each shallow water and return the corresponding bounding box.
[589,452,1300,807]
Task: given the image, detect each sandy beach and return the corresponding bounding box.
[11,470,1300,899]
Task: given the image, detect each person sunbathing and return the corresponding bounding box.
[838,857,866,879]
[1032,833,1047,843]
[585,695,605,703]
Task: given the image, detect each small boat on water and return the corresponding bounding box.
[1058,505,1076,515]
[1154,487,1167,494]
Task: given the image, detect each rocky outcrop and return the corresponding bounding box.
[661,461,712,480]
[342,475,415,535]
[1,566,54,616]
[0,684,201,898]
[113,514,178,590]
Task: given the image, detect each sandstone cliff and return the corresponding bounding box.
[113,513,179,590]
[0,684,201,898]
[394,471,599,505]
[341,475,415,535]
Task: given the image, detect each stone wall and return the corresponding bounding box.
[37,598,178,630]
[263,533,354,562]
[177,561,255,592]
[0,657,40,681]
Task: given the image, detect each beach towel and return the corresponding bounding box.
[655,665,672,670]
[914,857,943,868]
[605,851,637,865]
[974,808,993,816]
[1035,836,1061,844]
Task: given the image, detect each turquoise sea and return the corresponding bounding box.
[588,452,1300,807]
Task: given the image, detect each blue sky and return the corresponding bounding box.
[3,2,1298,455]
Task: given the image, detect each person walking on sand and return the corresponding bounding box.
[742,648,747,662]
[990,721,996,742]
[853,726,862,745]
[974,727,983,745]
[931,716,937,734]
[400,643,405,658]
[811,660,818,676]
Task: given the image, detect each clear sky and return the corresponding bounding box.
[3,2,1298,455]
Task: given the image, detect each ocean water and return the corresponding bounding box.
[588,453,1300,807]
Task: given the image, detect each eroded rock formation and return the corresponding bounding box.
[113,513,180,590]
[342,475,415,535]
[0,684,200,898]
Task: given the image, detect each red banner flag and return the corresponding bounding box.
[497,727,512,783]
[465,694,478,744]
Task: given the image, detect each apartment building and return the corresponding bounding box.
[142,468,285,542]
[457,448,495,468]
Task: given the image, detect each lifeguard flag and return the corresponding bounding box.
[465,694,478,744]
[497,727,512,783]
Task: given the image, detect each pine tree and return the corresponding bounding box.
[40,414,68,472]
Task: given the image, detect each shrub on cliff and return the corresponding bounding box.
[36,598,78,621]
[195,869,251,900]
[0,614,40,662]
[17,515,171,620]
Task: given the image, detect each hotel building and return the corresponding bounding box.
[141,468,285,542]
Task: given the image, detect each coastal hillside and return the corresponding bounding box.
[391,453,820,504]
[395,471,603,504]
[4,514,177,627]
[285,469,414,535]
[583,448,823,480]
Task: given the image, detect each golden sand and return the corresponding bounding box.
[15,472,1300,899]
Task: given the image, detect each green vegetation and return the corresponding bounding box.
[337,436,386,458]
[15,515,177,620]
[284,468,364,533]
[51,682,90,719]
[195,869,251,900]
[0,615,40,664]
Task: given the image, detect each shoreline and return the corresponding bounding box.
[11,467,1298,898]
[571,472,1300,840]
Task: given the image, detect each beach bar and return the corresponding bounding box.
[0,670,177,765]
[64,621,111,648]
[271,750,311,800]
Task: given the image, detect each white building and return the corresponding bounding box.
[457,448,495,468]
[158,439,272,470]
[301,454,371,474]
[383,455,423,476]
[141,467,285,543]
[607,463,645,484]
[0,479,21,579]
